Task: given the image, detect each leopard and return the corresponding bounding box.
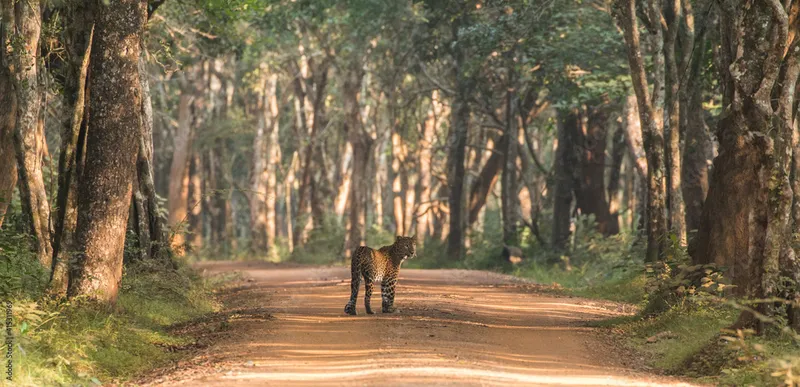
[344,235,417,315]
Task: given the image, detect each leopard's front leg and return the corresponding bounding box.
[381,274,398,313]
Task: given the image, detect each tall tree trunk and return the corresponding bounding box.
[690,0,800,330]
[573,104,619,235]
[0,51,16,228]
[285,152,297,252]
[251,93,269,254]
[501,64,520,246]
[416,91,440,243]
[343,67,371,257]
[551,109,578,250]
[264,74,280,252]
[446,30,471,261]
[680,2,713,235]
[52,25,93,295]
[392,131,406,235]
[167,90,193,252]
[70,0,147,303]
[616,0,669,261]
[2,0,52,269]
[187,152,203,251]
[334,142,353,223]
[664,0,687,245]
[134,52,169,263]
[608,123,626,225]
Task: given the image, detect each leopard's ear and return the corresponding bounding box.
[395,235,402,241]
[410,234,417,242]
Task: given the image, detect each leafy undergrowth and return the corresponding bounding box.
[602,302,800,386]
[3,260,224,386]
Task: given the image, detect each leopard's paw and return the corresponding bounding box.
[344,304,357,315]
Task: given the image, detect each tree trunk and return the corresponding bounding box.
[616,0,669,261]
[134,52,169,263]
[285,152,297,252]
[551,109,578,250]
[70,0,147,303]
[167,89,193,252]
[251,92,269,254]
[501,66,520,246]
[2,0,52,269]
[334,142,353,223]
[608,123,626,224]
[690,0,799,330]
[392,131,405,235]
[264,74,279,252]
[573,104,619,235]
[342,67,370,257]
[664,0,687,245]
[0,50,16,228]
[416,91,440,242]
[680,3,713,235]
[187,152,203,251]
[446,39,471,261]
[52,25,93,295]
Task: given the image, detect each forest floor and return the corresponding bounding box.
[139,262,702,386]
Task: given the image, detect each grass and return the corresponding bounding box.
[3,259,223,386]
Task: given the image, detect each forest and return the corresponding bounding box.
[2,0,800,385]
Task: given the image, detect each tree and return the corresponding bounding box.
[690,0,800,330]
[1,0,52,269]
[615,0,669,261]
[0,57,15,228]
[70,0,148,303]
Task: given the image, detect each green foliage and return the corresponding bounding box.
[288,217,346,265]
[0,210,49,299]
[4,261,221,386]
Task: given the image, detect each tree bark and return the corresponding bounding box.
[616,0,669,261]
[608,123,626,223]
[680,2,713,234]
[70,0,147,303]
[501,65,520,246]
[187,152,203,251]
[573,104,619,236]
[251,90,269,254]
[664,0,687,245]
[690,0,799,330]
[551,109,578,250]
[446,32,471,261]
[0,48,16,229]
[264,74,280,252]
[416,91,441,242]
[2,0,52,269]
[51,24,93,296]
[167,88,193,252]
[134,51,169,263]
[391,131,406,235]
[343,67,372,258]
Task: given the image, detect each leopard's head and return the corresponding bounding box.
[394,235,417,260]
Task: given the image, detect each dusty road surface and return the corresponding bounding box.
[146,261,697,387]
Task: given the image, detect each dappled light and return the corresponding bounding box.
[144,263,696,386]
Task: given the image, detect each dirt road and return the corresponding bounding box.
[146,261,697,387]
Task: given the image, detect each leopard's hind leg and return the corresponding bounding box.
[344,256,361,315]
[363,270,375,314]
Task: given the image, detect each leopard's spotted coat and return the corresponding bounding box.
[344,236,417,315]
